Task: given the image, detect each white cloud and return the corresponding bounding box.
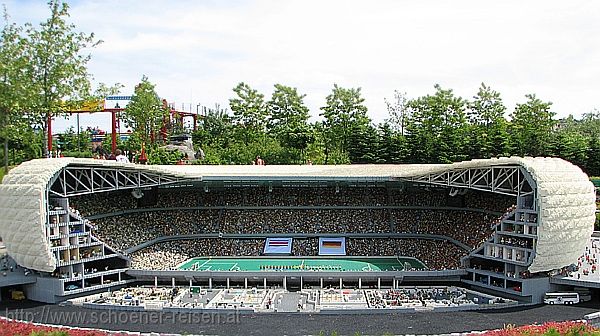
[5,0,600,132]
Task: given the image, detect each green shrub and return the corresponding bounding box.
[61,151,93,158]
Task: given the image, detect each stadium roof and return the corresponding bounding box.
[0,157,596,274]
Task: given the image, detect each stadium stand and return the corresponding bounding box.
[74,187,511,252]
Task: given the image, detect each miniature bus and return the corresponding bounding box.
[543,292,580,305]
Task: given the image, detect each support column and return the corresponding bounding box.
[154,276,158,288]
[209,278,213,289]
[172,277,175,288]
[264,278,267,289]
[359,278,362,289]
[245,278,248,289]
[283,277,287,290]
[76,113,81,152]
[189,279,192,288]
[377,278,381,290]
[300,277,303,290]
[111,110,117,154]
[227,278,230,289]
[47,114,53,155]
[339,278,342,289]
[320,278,323,289]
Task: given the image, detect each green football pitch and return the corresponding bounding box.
[177,257,426,272]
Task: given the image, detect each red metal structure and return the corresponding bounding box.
[48,101,201,154]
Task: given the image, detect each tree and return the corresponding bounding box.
[466,83,509,158]
[586,136,600,177]
[320,84,370,156]
[193,104,232,148]
[405,85,468,163]
[229,82,267,144]
[509,94,555,157]
[267,84,310,132]
[93,82,123,97]
[0,8,28,173]
[122,76,168,153]
[267,84,313,162]
[576,110,600,176]
[23,0,99,156]
[577,109,600,138]
[548,128,588,169]
[191,103,235,164]
[347,123,379,163]
[376,122,407,163]
[384,90,411,135]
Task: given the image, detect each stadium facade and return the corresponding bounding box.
[0,157,596,304]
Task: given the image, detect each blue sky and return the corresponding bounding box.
[5,0,600,132]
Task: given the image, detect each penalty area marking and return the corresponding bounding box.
[198,259,211,269]
[205,262,237,271]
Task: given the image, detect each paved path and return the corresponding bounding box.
[0,300,598,335]
[275,293,301,313]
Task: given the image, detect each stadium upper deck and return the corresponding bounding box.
[0,157,596,303]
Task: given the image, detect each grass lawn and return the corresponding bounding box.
[0,165,15,183]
